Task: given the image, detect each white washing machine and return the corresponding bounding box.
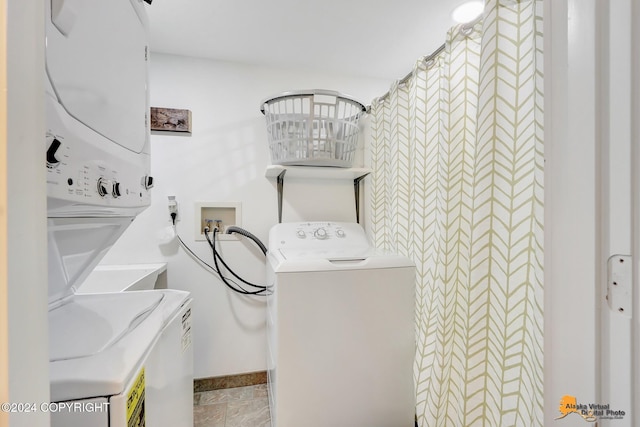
[47,280,193,427]
[266,222,416,427]
[45,1,194,426]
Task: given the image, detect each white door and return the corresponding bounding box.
[600,0,637,425]
[545,0,639,425]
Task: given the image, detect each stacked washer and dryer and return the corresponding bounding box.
[266,222,416,427]
[45,1,193,426]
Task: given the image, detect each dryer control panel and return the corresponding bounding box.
[46,104,152,217]
[269,222,370,251]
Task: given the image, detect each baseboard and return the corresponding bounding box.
[194,371,267,392]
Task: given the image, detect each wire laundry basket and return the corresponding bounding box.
[260,90,367,167]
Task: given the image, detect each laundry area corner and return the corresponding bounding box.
[99,54,390,380]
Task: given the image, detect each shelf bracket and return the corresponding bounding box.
[276,169,286,223]
[354,172,370,223]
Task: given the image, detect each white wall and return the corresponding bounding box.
[102,53,389,378]
[2,1,50,426]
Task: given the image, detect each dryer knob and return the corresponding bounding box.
[112,182,121,198]
[97,178,109,197]
[46,138,62,169]
[296,230,306,239]
[143,175,154,189]
[336,229,345,238]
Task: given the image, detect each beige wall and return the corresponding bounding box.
[3,1,49,426]
[0,0,8,424]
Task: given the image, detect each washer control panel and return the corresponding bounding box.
[269,222,370,251]
[295,223,344,241]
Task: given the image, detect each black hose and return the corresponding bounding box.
[173,212,269,295]
[225,226,267,255]
[205,228,271,292]
[204,228,271,295]
[174,227,258,294]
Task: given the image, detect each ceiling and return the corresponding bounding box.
[146,0,465,81]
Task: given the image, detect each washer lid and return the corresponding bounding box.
[49,290,191,402]
[49,291,163,362]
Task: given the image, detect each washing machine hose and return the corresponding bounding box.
[203,227,271,295]
[225,226,267,255]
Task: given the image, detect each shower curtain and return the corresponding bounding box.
[368,0,543,425]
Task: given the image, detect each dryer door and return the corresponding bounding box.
[46,0,149,154]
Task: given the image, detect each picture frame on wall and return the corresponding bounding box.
[150,107,192,133]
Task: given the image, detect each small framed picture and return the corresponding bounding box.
[150,107,192,133]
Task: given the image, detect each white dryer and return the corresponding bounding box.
[45,1,194,426]
[266,222,416,427]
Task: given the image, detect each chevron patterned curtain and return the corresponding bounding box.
[369,1,543,425]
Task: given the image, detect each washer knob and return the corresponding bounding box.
[296,230,306,239]
[336,229,346,238]
[314,228,328,239]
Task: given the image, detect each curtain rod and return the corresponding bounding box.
[365,17,483,112]
[366,42,446,112]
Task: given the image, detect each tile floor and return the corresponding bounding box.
[194,384,271,427]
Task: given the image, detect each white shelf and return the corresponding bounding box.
[264,165,371,223]
[265,165,371,180]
